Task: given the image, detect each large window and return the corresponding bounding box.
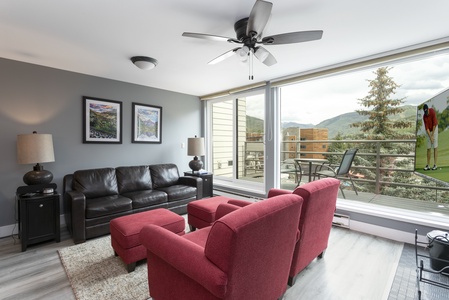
[204,46,449,217]
[208,90,265,193]
[279,51,449,214]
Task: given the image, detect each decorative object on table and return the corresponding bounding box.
[187,135,205,172]
[17,131,55,185]
[83,96,122,144]
[131,56,158,70]
[132,102,162,143]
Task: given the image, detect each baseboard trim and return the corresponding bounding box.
[349,220,428,244]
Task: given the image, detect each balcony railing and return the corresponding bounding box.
[279,139,449,203]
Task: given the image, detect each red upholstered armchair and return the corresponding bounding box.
[140,194,304,300]
[268,178,340,285]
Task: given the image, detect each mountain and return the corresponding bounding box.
[281,122,315,129]
[316,105,417,138]
[246,115,264,133]
[247,105,418,138]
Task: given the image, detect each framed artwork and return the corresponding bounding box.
[83,96,122,144]
[132,103,162,143]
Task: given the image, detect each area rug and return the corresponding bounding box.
[58,236,149,300]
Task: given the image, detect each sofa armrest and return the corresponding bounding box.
[64,190,87,244]
[267,188,291,198]
[140,225,227,298]
[179,176,203,199]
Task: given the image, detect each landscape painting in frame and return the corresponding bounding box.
[132,103,162,143]
[83,96,122,144]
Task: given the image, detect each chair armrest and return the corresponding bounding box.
[179,176,203,199]
[140,225,227,297]
[215,203,243,220]
[64,190,86,244]
[226,199,252,207]
[267,188,291,198]
[315,164,337,174]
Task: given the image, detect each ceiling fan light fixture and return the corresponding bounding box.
[237,46,250,62]
[254,47,269,62]
[131,56,158,70]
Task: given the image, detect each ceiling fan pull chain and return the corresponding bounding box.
[249,49,254,80]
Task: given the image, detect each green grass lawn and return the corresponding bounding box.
[415,129,449,182]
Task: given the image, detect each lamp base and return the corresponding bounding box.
[189,156,203,172]
[23,164,53,185]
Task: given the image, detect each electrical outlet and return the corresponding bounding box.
[181,142,185,149]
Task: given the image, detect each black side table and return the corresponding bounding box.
[17,188,60,252]
[184,172,213,198]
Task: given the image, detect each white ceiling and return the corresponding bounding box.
[1,0,449,97]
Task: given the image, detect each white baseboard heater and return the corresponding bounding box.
[333,213,350,228]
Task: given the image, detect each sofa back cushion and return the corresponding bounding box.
[116,166,152,194]
[73,168,118,198]
[204,194,303,300]
[149,164,179,188]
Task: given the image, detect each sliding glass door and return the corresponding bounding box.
[208,90,265,191]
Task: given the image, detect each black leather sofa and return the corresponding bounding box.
[63,163,202,244]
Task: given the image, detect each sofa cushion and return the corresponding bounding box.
[121,189,168,209]
[73,168,118,198]
[85,195,133,219]
[116,166,152,194]
[149,164,179,188]
[156,185,197,202]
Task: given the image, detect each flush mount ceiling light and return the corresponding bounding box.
[131,56,158,70]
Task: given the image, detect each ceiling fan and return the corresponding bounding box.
[182,0,323,79]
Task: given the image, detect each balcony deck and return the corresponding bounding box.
[280,180,449,218]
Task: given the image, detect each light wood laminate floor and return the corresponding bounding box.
[0,223,435,300]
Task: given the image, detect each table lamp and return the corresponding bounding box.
[187,136,205,173]
[17,131,55,185]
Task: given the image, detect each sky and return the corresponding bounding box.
[247,52,449,125]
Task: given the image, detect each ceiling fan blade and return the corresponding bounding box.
[247,0,273,38]
[261,30,323,45]
[208,47,241,65]
[254,46,277,66]
[182,32,239,43]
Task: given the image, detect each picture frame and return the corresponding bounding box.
[132,102,162,144]
[83,96,122,144]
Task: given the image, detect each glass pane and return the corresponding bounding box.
[278,52,449,217]
[238,94,265,183]
[211,100,234,178]
[210,93,265,186]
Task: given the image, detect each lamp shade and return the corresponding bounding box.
[17,132,55,185]
[187,136,205,172]
[17,133,55,164]
[187,137,205,156]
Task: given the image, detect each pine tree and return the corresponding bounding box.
[348,66,415,195]
[351,67,412,139]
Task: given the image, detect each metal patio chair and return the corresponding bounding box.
[315,148,359,198]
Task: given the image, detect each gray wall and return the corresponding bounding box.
[0,58,202,229]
